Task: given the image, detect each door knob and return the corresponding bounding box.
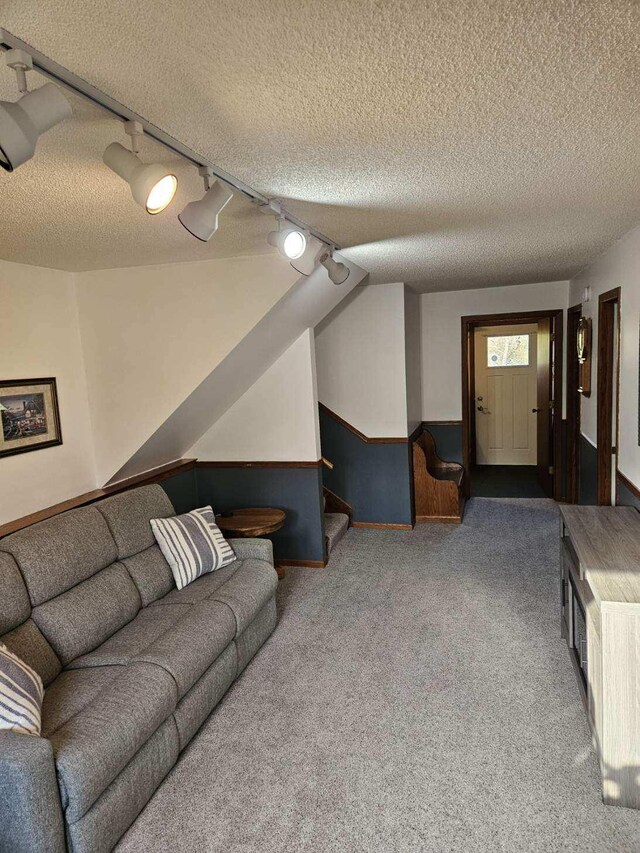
[532,407,541,413]
[477,406,485,412]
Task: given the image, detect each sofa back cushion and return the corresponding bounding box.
[96,485,176,605]
[0,551,62,687]
[1,619,62,687]
[32,564,141,666]
[0,552,31,634]
[96,485,175,559]
[0,506,117,607]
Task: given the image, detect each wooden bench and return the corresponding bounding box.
[412,429,465,523]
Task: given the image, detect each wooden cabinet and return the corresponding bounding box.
[560,505,640,810]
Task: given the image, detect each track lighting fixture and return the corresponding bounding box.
[0,48,72,172]
[319,250,350,285]
[103,120,177,214]
[179,166,233,241]
[267,217,307,260]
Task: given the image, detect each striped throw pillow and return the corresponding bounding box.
[151,506,236,590]
[0,642,43,736]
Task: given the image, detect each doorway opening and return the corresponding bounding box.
[462,309,563,500]
[596,288,621,506]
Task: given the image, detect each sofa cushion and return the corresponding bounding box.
[1,619,61,687]
[50,661,177,823]
[150,506,236,590]
[71,601,235,699]
[149,558,277,636]
[42,666,124,738]
[149,561,240,606]
[65,717,179,853]
[32,563,141,666]
[69,604,192,668]
[96,485,174,560]
[0,552,31,634]
[0,642,43,736]
[121,544,175,607]
[135,601,235,698]
[0,506,117,606]
[207,559,278,635]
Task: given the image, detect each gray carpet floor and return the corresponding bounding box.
[117,498,640,852]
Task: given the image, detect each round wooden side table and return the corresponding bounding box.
[215,507,286,578]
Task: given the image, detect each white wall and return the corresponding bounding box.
[75,254,300,483]
[0,260,96,524]
[315,283,409,437]
[404,286,423,434]
[421,280,570,420]
[191,329,321,461]
[569,224,640,487]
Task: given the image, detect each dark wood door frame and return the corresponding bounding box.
[566,304,582,503]
[596,287,621,506]
[461,309,564,500]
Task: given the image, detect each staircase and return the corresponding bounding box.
[323,486,352,559]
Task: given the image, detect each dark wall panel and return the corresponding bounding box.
[196,466,325,562]
[616,475,640,511]
[319,408,412,525]
[159,467,199,515]
[422,422,463,465]
[579,435,598,506]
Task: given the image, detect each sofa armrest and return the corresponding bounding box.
[0,732,66,853]
[228,537,273,566]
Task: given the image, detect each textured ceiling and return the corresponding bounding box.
[1,1,640,288]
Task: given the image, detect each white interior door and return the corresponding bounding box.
[474,324,538,466]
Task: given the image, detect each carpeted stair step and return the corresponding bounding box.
[324,512,349,555]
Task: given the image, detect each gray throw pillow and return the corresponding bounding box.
[150,505,236,590]
[0,642,43,736]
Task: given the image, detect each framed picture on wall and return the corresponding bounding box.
[0,378,62,459]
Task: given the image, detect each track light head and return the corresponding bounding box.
[0,82,72,172]
[178,168,233,241]
[320,251,350,285]
[267,222,307,260]
[103,141,177,214]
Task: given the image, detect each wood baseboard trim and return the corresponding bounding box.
[617,469,640,502]
[416,515,462,524]
[422,420,463,426]
[275,558,328,568]
[0,458,197,539]
[351,521,414,530]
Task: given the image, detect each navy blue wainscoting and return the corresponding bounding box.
[196,465,325,563]
[421,421,463,465]
[579,434,598,505]
[616,473,640,511]
[159,466,199,515]
[319,407,412,526]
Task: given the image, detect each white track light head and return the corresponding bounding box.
[179,171,233,241]
[267,223,307,259]
[103,141,177,214]
[0,83,72,172]
[320,251,350,285]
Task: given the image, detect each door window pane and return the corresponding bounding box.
[487,334,529,367]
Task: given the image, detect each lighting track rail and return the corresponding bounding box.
[0,27,341,252]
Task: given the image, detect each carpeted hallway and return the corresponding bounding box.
[117,498,640,852]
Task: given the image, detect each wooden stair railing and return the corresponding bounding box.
[323,486,353,527]
[413,430,465,523]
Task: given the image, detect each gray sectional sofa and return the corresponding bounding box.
[0,484,278,853]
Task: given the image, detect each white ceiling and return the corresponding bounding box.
[1,1,640,290]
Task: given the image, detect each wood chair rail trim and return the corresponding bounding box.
[319,403,409,444]
[0,458,197,539]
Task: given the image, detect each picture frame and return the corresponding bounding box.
[0,378,63,459]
